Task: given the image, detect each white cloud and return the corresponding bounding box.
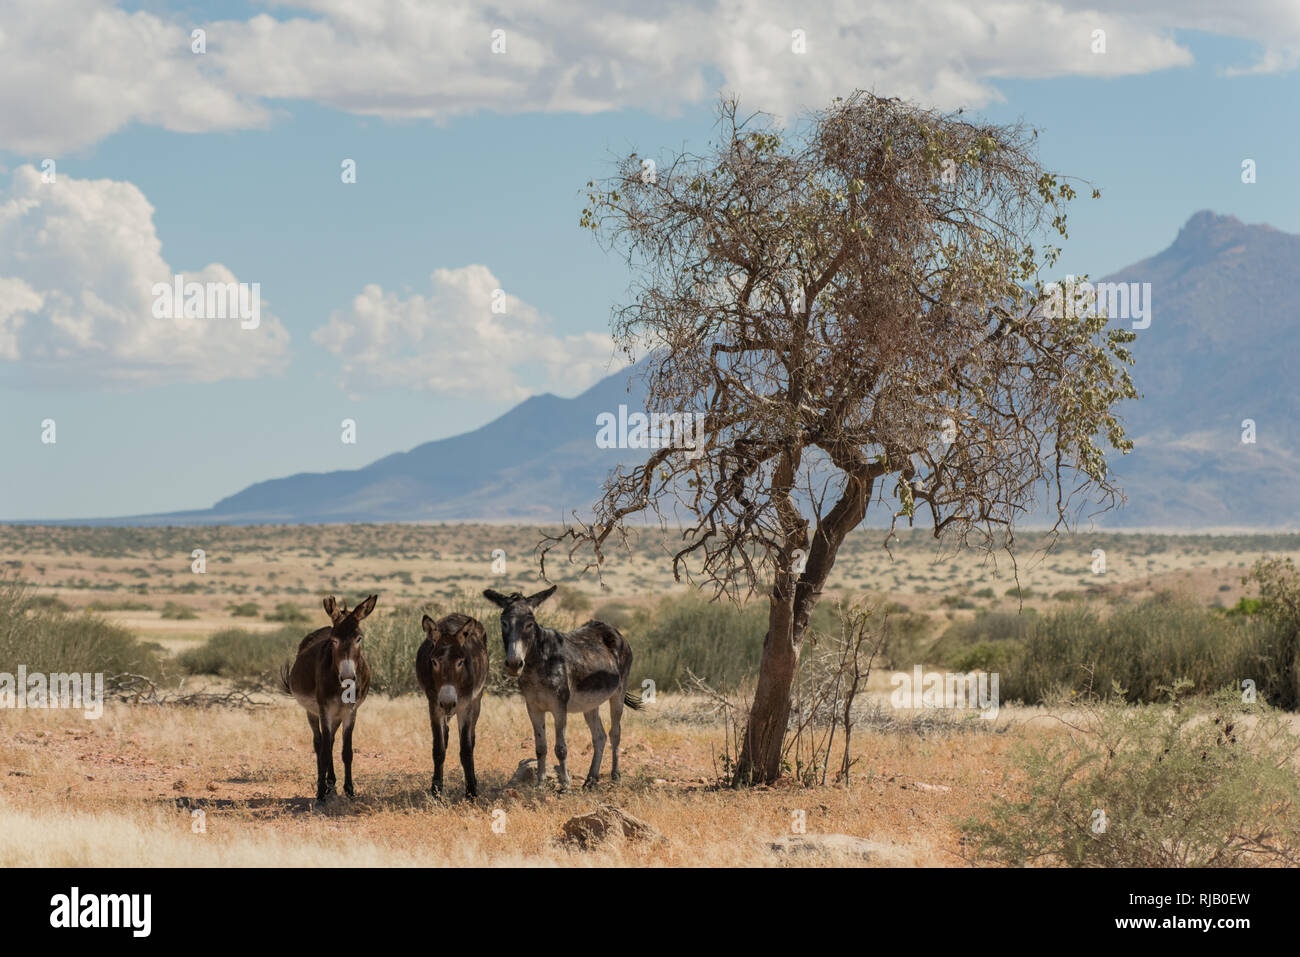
[312,264,618,400]
[0,0,267,155]
[209,0,1200,120]
[4,0,1300,154]
[0,165,290,386]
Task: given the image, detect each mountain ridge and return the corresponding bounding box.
[15,210,1298,530]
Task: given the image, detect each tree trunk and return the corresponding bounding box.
[734,594,802,784]
[733,468,875,785]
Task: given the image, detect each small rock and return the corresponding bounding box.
[911,782,950,793]
[508,759,554,786]
[559,805,661,850]
[768,834,888,862]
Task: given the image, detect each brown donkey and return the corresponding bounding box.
[415,613,488,798]
[281,594,378,801]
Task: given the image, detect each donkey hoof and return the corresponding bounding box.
[344,785,355,798]
[582,777,600,790]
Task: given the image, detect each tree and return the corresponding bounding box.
[549,92,1137,784]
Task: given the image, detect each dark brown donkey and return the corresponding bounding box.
[415,613,488,798]
[484,586,640,790]
[280,594,378,801]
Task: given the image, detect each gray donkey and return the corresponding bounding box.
[484,586,640,790]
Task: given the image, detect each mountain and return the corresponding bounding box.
[202,367,651,523]
[33,210,1300,529]
[1101,211,1300,528]
[79,363,651,526]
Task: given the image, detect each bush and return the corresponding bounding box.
[930,611,1034,668]
[160,601,198,620]
[27,595,70,613]
[632,595,768,693]
[875,611,933,671]
[178,626,303,684]
[1002,594,1282,706]
[964,687,1300,866]
[264,602,308,623]
[0,578,163,678]
[555,589,594,616]
[228,602,260,618]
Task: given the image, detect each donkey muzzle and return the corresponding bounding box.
[437,686,458,713]
[338,659,357,681]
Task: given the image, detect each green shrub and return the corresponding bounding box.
[875,611,934,670]
[930,611,1034,668]
[27,595,70,613]
[85,599,152,612]
[631,595,768,693]
[964,687,1300,866]
[0,578,163,678]
[160,601,198,620]
[264,602,308,623]
[556,589,594,616]
[228,602,260,618]
[178,626,303,683]
[1002,595,1267,705]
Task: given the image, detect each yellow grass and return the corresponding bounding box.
[0,693,1025,867]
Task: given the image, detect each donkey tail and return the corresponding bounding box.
[277,661,293,696]
[623,689,644,711]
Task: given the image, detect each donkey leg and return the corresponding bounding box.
[527,704,547,787]
[553,709,570,792]
[341,715,356,798]
[608,690,626,782]
[459,705,478,799]
[317,715,338,801]
[429,701,447,796]
[582,709,606,789]
[307,714,323,795]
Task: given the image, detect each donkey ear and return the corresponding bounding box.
[323,596,345,622]
[526,585,557,608]
[483,589,509,608]
[421,614,436,636]
[351,594,379,622]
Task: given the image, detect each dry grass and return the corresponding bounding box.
[4,524,1297,650]
[0,692,1027,867]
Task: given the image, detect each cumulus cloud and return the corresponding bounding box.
[0,0,267,155]
[311,264,618,400]
[4,0,1300,154]
[0,165,290,386]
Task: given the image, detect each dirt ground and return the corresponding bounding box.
[0,686,1033,867]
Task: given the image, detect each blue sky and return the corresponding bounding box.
[2,2,1298,519]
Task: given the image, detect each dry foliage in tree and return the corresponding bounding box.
[546,91,1138,784]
